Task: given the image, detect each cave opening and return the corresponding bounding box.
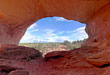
[19,17,88,54]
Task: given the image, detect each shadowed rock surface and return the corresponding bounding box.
[0,45,110,75]
[0,44,42,61]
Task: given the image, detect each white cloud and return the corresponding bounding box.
[28,23,37,29]
[41,29,71,42]
[20,32,37,43]
[73,27,85,33]
[20,27,88,43]
[57,31,65,35]
[71,27,88,40]
[41,36,70,42]
[44,35,69,42]
[30,29,39,32]
[43,29,56,37]
[20,23,39,43]
[54,17,72,22]
[44,29,55,33]
[54,36,70,42]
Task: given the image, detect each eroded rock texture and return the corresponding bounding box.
[0,0,109,47]
[0,45,110,75]
[0,0,109,75]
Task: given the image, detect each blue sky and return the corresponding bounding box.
[20,17,88,43]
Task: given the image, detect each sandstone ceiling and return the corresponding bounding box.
[0,0,109,47]
[0,0,110,75]
[0,0,108,25]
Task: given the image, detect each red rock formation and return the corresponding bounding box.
[0,45,110,75]
[0,0,109,75]
[83,2,110,49]
[0,0,109,47]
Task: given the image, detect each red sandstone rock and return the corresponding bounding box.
[0,44,42,61]
[0,0,109,75]
[0,0,109,46]
[8,70,29,75]
[101,67,110,75]
[0,45,109,75]
[87,50,110,67]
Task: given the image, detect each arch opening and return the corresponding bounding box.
[20,17,88,54]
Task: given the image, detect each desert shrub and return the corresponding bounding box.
[19,40,84,54]
[63,40,73,50]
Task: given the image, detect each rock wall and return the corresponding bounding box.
[83,2,110,49]
[0,0,109,48]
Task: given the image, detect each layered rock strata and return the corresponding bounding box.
[0,45,110,75]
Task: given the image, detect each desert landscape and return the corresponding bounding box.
[20,40,83,55]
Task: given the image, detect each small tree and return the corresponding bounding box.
[63,40,73,50]
[63,40,71,45]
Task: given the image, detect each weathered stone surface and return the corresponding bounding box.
[0,44,42,61]
[0,45,110,75]
[83,2,110,49]
[0,0,109,47]
[8,70,29,75]
[87,50,110,67]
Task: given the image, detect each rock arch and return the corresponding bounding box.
[0,0,110,75]
[0,0,109,48]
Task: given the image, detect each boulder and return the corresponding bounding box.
[0,44,42,61]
